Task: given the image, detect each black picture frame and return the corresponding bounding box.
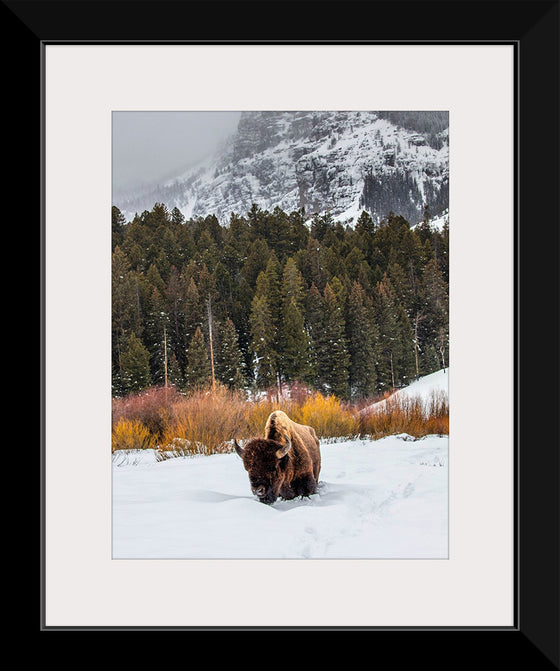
[21,0,558,661]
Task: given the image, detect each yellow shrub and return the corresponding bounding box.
[243,397,295,438]
[111,418,154,452]
[297,393,358,439]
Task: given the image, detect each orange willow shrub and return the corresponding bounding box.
[159,385,248,456]
[358,390,449,439]
[111,418,155,452]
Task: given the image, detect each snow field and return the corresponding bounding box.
[112,434,448,560]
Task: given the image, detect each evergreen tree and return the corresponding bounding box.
[216,318,246,390]
[304,283,324,389]
[112,206,126,249]
[321,282,350,398]
[374,276,401,390]
[422,258,449,372]
[247,203,269,239]
[170,206,185,227]
[280,256,304,309]
[241,238,270,288]
[299,236,325,291]
[197,229,219,272]
[212,261,235,318]
[146,202,170,229]
[256,253,282,326]
[347,282,379,398]
[145,263,166,296]
[185,327,211,388]
[355,210,376,237]
[230,276,253,370]
[165,266,185,368]
[120,332,152,394]
[253,256,282,379]
[249,293,278,390]
[287,208,309,255]
[268,206,293,260]
[183,276,204,351]
[112,247,143,392]
[438,219,449,283]
[321,245,347,283]
[345,247,367,282]
[279,296,311,384]
[310,211,335,242]
[226,212,251,253]
[388,261,414,315]
[395,303,416,386]
[167,351,184,389]
[278,257,310,383]
[144,286,170,385]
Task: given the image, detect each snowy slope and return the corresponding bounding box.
[112,434,448,559]
[362,369,449,415]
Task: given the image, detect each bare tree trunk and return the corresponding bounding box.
[439,344,446,371]
[413,312,424,380]
[276,372,281,404]
[437,327,447,372]
[390,351,395,389]
[413,322,420,380]
[163,325,168,388]
[207,298,216,392]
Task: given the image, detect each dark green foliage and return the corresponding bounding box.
[120,332,152,394]
[112,202,449,398]
[185,327,211,388]
[347,282,379,399]
[320,282,350,399]
[278,257,310,383]
[249,293,277,390]
[360,172,424,225]
[216,318,246,390]
[112,206,126,248]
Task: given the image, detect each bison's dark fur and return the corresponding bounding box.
[235,410,321,505]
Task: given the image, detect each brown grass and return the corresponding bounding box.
[358,390,449,439]
[111,383,449,457]
[159,385,248,457]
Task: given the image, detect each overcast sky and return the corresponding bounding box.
[112,111,241,194]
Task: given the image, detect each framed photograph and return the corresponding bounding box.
[30,0,558,656]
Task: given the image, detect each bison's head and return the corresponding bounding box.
[234,436,290,505]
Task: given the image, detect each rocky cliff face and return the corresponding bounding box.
[116,111,449,226]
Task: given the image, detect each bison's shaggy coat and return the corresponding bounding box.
[235,410,321,505]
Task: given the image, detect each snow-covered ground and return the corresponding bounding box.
[362,368,449,415]
[112,433,448,559]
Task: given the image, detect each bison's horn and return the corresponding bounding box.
[233,439,244,457]
[275,436,291,459]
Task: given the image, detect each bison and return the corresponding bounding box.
[234,410,321,505]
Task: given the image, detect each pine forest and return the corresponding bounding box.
[112,202,448,402]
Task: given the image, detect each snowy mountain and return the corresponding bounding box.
[114,111,449,226]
